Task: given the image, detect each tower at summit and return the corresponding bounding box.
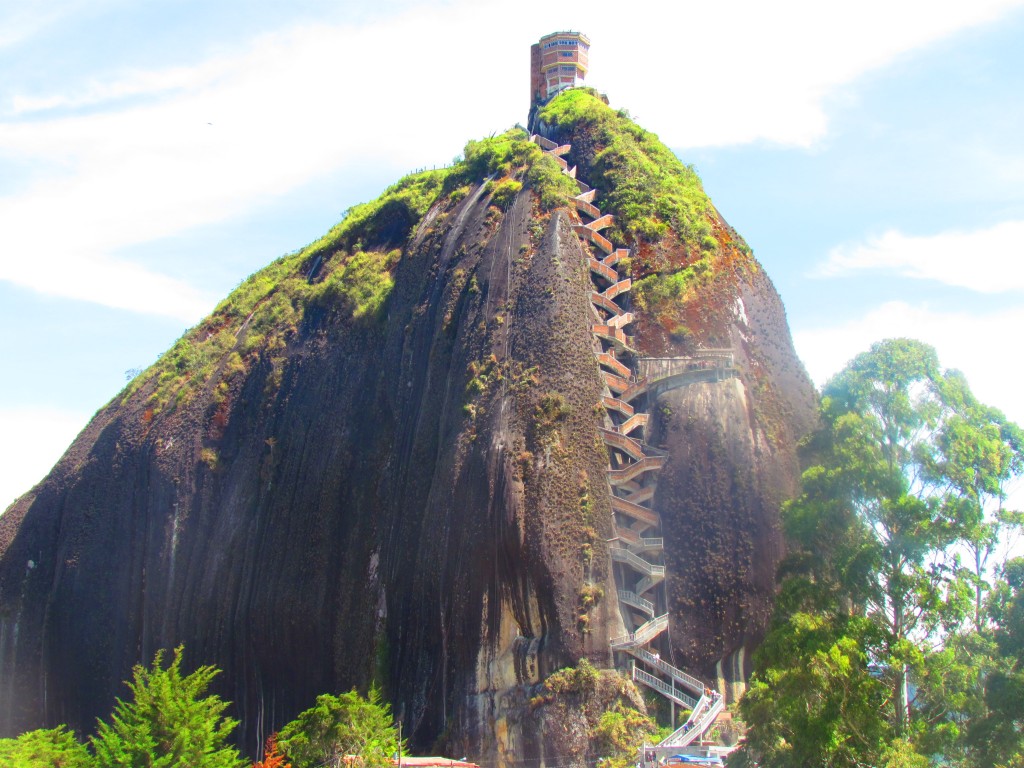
[530,30,590,105]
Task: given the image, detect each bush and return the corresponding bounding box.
[0,726,91,768]
[537,89,713,248]
[90,646,244,768]
[278,687,401,768]
[487,178,523,209]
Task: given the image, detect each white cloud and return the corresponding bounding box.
[793,300,1024,426]
[0,407,90,511]
[9,61,228,116]
[585,0,1024,148]
[2,0,1022,319]
[819,221,1024,292]
[0,0,129,51]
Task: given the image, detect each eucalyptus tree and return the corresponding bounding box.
[739,339,1023,766]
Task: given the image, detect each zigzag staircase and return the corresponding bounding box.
[531,132,730,748]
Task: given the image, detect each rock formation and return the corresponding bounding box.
[0,89,816,763]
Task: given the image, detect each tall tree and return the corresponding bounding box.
[931,371,1024,631]
[277,686,400,768]
[966,558,1024,766]
[738,339,1023,766]
[90,646,244,768]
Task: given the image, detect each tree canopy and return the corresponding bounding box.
[737,339,1023,767]
[90,645,245,768]
[0,725,92,768]
[277,686,401,768]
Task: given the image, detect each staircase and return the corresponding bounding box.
[531,132,736,749]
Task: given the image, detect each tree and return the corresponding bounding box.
[931,371,1024,631]
[90,645,244,768]
[277,686,400,768]
[594,702,657,768]
[253,734,291,768]
[737,339,1023,766]
[737,605,890,767]
[0,726,91,768]
[966,558,1024,766]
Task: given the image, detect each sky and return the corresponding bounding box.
[1,0,1023,514]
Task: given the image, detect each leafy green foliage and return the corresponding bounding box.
[277,687,400,768]
[740,612,889,767]
[738,338,1024,767]
[90,646,244,768]
[524,153,579,211]
[631,259,710,314]
[965,558,1024,766]
[543,658,601,696]
[454,128,576,211]
[0,726,91,768]
[307,249,401,319]
[124,127,577,417]
[335,171,448,251]
[486,177,523,209]
[594,703,657,768]
[537,89,712,246]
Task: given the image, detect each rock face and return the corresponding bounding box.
[0,96,816,763]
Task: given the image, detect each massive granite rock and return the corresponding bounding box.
[0,95,816,763]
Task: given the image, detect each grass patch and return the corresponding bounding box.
[122,127,582,417]
[537,89,714,247]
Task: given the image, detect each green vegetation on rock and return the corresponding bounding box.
[125,128,577,417]
[532,660,656,768]
[537,89,713,246]
[631,259,711,315]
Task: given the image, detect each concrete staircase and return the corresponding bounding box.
[531,132,733,749]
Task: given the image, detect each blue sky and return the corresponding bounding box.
[1,0,1023,514]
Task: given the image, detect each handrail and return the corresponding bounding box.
[618,589,655,616]
[635,354,735,383]
[576,225,614,254]
[632,668,698,709]
[611,614,668,648]
[659,695,725,747]
[602,279,632,300]
[600,428,647,461]
[607,312,634,330]
[630,537,664,553]
[602,396,634,418]
[607,456,666,484]
[603,248,630,267]
[603,370,630,394]
[611,495,659,528]
[530,134,557,150]
[592,290,625,318]
[573,198,601,219]
[593,325,635,353]
[588,257,618,282]
[586,213,615,232]
[609,547,665,577]
[635,573,665,595]
[615,412,649,436]
[597,352,630,378]
[629,648,707,696]
[623,486,654,505]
